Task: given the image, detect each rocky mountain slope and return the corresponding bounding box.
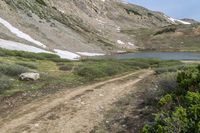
[0,0,199,59]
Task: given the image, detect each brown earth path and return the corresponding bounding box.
[0,69,154,133]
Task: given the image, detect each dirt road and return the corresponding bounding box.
[0,69,153,133]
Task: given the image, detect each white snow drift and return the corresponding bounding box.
[54,49,80,60]
[164,15,191,25]
[0,39,49,53]
[76,52,105,56]
[0,38,106,60]
[0,17,46,48]
[117,40,125,45]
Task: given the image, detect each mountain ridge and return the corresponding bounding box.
[0,0,199,59]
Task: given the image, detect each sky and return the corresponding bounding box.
[127,0,200,21]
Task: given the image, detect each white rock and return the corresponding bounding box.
[99,94,104,97]
[34,123,39,127]
[19,72,40,81]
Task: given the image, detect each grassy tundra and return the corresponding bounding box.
[0,48,182,97]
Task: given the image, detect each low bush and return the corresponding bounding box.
[176,67,200,95]
[0,48,68,62]
[122,60,149,69]
[154,27,176,35]
[155,65,187,74]
[143,65,200,133]
[125,8,142,16]
[0,75,13,92]
[75,60,134,80]
[0,63,29,76]
[158,94,173,106]
[36,0,47,6]
[74,59,182,81]
[59,64,73,71]
[75,65,107,80]
[143,93,200,133]
[158,72,178,94]
[16,62,37,69]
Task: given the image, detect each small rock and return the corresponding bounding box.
[122,124,126,128]
[34,123,39,127]
[138,76,143,79]
[81,101,85,105]
[106,120,109,124]
[50,23,56,27]
[99,94,104,97]
[27,12,32,17]
[19,72,40,81]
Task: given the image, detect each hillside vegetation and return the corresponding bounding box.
[122,24,200,51]
[92,63,200,133]
[143,65,200,133]
[0,48,182,97]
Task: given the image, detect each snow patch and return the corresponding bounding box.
[96,18,106,25]
[128,42,135,46]
[164,15,191,25]
[175,19,191,25]
[117,40,125,45]
[0,17,46,48]
[58,9,65,14]
[76,52,105,56]
[116,50,126,54]
[116,26,121,32]
[54,49,80,60]
[0,39,49,53]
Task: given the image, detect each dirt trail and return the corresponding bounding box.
[0,69,153,133]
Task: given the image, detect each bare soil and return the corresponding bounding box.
[0,69,153,133]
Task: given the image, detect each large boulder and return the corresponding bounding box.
[19,72,40,81]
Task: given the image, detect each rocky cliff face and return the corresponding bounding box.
[0,0,199,59]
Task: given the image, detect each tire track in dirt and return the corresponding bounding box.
[0,69,154,133]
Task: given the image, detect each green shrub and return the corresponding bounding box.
[143,93,200,133]
[59,64,73,71]
[158,94,173,106]
[143,66,200,133]
[76,65,106,80]
[0,48,68,62]
[122,61,149,69]
[16,62,37,69]
[154,27,176,35]
[36,0,47,6]
[177,66,200,95]
[158,72,178,94]
[0,63,29,76]
[185,92,200,105]
[0,75,13,92]
[104,64,125,76]
[125,8,142,16]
